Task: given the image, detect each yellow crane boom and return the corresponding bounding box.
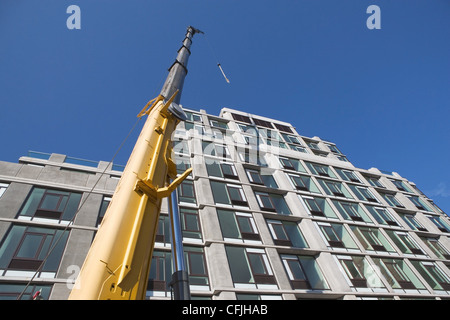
[69,26,201,300]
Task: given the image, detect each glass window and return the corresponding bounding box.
[364,205,399,226]
[209,118,228,130]
[348,185,378,203]
[305,162,336,178]
[225,246,276,287]
[287,173,320,193]
[386,231,425,255]
[175,154,191,175]
[332,200,372,223]
[0,283,52,300]
[181,208,202,240]
[306,141,320,150]
[97,196,111,226]
[148,247,209,295]
[202,141,231,159]
[237,147,266,167]
[317,222,359,250]
[428,200,445,215]
[426,215,450,233]
[155,214,171,245]
[18,187,81,224]
[266,220,308,248]
[185,111,203,122]
[289,145,308,153]
[351,226,396,253]
[242,134,259,146]
[337,156,349,162]
[258,128,281,141]
[410,261,450,292]
[391,180,412,193]
[317,179,353,199]
[184,122,205,136]
[255,192,291,215]
[210,181,247,207]
[173,139,189,155]
[238,124,257,135]
[408,196,432,212]
[178,180,196,204]
[184,246,209,288]
[336,255,385,289]
[147,250,172,294]
[380,193,404,208]
[281,133,301,145]
[278,157,306,173]
[206,160,238,180]
[0,183,9,198]
[366,177,384,188]
[420,237,450,260]
[372,258,426,291]
[281,255,329,290]
[301,196,337,219]
[265,138,288,149]
[0,225,69,276]
[335,169,360,183]
[217,209,260,242]
[246,169,278,188]
[327,144,342,154]
[399,213,427,232]
[235,294,282,300]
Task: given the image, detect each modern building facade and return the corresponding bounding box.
[1,107,450,300]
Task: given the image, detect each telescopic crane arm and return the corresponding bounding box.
[68,26,201,300]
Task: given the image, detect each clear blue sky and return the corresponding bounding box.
[0,1,449,214]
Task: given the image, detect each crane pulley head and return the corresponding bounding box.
[189,26,204,35]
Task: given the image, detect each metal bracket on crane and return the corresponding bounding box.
[137,89,181,118]
[134,167,192,200]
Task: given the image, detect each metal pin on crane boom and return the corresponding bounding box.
[68,26,202,300]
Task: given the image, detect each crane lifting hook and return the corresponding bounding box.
[217,63,230,83]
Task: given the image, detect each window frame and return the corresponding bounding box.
[426,215,450,233]
[381,193,404,208]
[266,219,308,248]
[301,195,338,219]
[408,196,431,212]
[287,173,320,193]
[305,162,336,178]
[316,222,359,251]
[400,213,427,232]
[17,187,82,224]
[255,191,291,215]
[373,258,426,292]
[318,179,352,199]
[178,180,197,204]
[281,255,330,291]
[0,183,9,198]
[217,209,261,243]
[225,246,276,287]
[351,226,395,253]
[335,168,360,183]
[210,181,248,207]
[349,185,379,203]
[364,205,399,227]
[0,225,69,277]
[386,230,425,256]
[206,160,239,180]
